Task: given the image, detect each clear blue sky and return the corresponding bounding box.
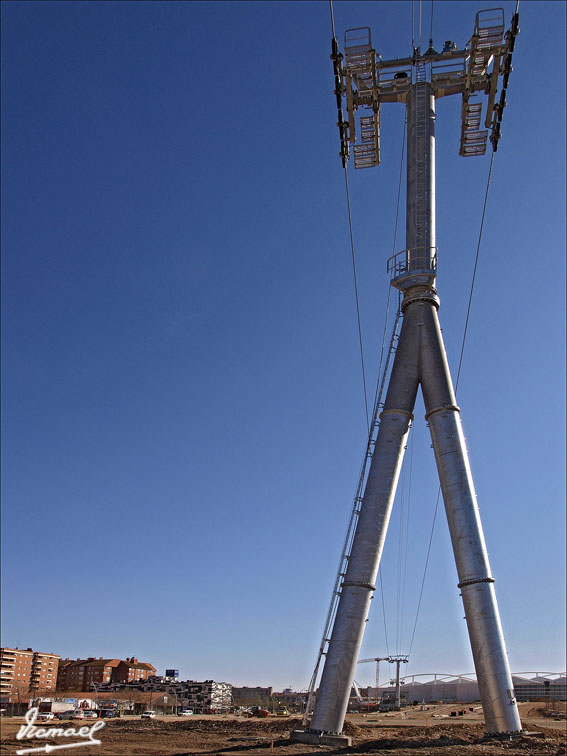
[2,1,565,691]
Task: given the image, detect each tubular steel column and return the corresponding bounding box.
[418,301,521,734]
[407,77,521,732]
[406,83,436,273]
[308,313,419,735]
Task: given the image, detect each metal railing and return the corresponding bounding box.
[387,246,438,282]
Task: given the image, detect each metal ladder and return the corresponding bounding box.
[344,27,380,169]
[413,83,428,267]
[460,9,505,156]
[461,97,488,156]
[354,113,380,169]
[302,306,402,724]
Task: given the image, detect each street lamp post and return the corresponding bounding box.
[91,683,99,714]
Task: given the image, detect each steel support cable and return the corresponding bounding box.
[329,0,370,432]
[379,569,390,657]
[400,419,414,651]
[411,0,415,49]
[408,489,440,657]
[406,0,438,666]
[304,11,374,721]
[395,466,402,653]
[407,150,496,659]
[329,0,336,38]
[343,165,371,435]
[370,119,406,659]
[372,120,405,415]
[305,0,407,707]
[303,2,358,718]
[455,150,495,388]
[304,205,402,712]
[303,318,397,724]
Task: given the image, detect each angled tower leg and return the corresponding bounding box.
[307,310,420,736]
[418,296,522,734]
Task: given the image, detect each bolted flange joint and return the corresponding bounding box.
[341,580,377,591]
[401,286,440,312]
[458,576,495,589]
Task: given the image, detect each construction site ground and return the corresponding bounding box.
[1,702,565,756]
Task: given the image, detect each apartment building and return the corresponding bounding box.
[58,658,122,690]
[30,651,59,694]
[114,658,156,684]
[58,657,156,691]
[97,677,233,713]
[232,686,273,707]
[0,648,60,702]
[183,680,232,712]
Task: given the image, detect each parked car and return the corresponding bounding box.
[250,707,270,718]
[57,710,84,720]
[141,711,156,719]
[37,712,55,721]
[100,709,116,718]
[81,710,98,719]
[178,709,193,716]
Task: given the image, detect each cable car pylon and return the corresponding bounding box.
[292,4,521,747]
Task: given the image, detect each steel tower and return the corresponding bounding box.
[292,5,520,747]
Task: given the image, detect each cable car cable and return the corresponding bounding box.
[407,149,496,659]
[343,165,371,435]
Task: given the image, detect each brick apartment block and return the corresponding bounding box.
[57,656,156,691]
[0,647,60,702]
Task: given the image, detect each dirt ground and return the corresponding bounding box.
[1,703,565,756]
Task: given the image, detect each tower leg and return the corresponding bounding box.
[394,659,403,709]
[419,300,522,734]
[307,313,420,736]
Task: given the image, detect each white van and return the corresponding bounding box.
[57,710,84,720]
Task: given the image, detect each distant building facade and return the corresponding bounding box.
[57,657,156,691]
[232,686,273,707]
[181,680,232,712]
[272,690,307,710]
[369,674,566,704]
[512,675,566,702]
[97,677,232,713]
[0,648,60,703]
[30,651,60,695]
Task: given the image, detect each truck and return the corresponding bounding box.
[38,702,76,714]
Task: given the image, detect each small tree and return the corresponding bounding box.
[9,681,30,715]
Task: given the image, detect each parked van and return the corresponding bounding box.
[57,710,84,720]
